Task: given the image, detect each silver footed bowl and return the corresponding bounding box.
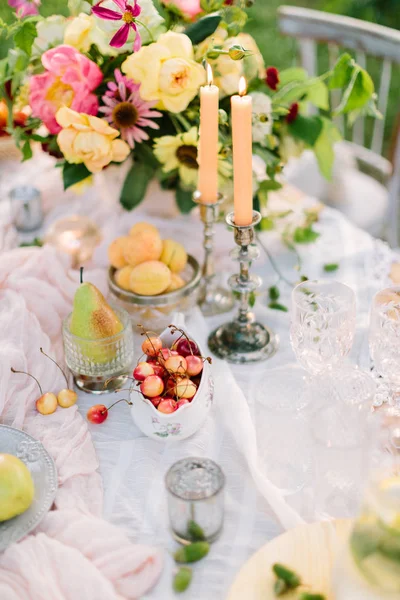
[0,425,58,552]
[108,254,201,330]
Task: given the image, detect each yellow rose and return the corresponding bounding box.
[64,13,92,52]
[197,30,264,98]
[56,107,130,173]
[64,13,117,55]
[122,32,205,113]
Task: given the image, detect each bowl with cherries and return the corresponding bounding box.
[130,320,213,441]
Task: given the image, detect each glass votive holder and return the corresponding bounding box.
[62,307,134,394]
[44,215,102,268]
[165,457,225,545]
[9,186,43,231]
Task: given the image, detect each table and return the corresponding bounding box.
[0,158,397,599]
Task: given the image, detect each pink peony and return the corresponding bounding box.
[29,45,103,135]
[162,0,202,20]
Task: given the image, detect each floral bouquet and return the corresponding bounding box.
[0,0,379,239]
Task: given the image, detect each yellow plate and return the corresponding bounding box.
[227,519,352,600]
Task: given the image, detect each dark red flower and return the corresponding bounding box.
[265,66,279,91]
[224,0,234,4]
[286,102,299,124]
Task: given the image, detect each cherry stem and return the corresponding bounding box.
[40,347,69,387]
[106,398,133,411]
[11,367,43,396]
[80,266,84,284]
[168,325,195,356]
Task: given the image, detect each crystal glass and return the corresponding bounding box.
[62,307,134,394]
[290,280,356,374]
[45,215,102,268]
[334,408,400,598]
[310,398,372,519]
[165,457,225,544]
[370,287,400,404]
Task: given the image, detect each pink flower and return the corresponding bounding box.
[92,0,142,51]
[99,69,161,148]
[29,45,103,135]
[8,0,40,17]
[162,0,202,20]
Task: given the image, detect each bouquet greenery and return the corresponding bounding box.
[0,0,379,238]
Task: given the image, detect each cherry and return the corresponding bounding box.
[158,399,177,414]
[87,398,132,424]
[185,355,203,377]
[133,361,154,381]
[175,338,199,357]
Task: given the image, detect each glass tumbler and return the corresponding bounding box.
[62,307,134,393]
[166,457,225,544]
[9,186,43,231]
[370,286,400,403]
[290,280,356,374]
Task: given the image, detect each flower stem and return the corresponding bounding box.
[135,19,154,43]
[256,232,293,288]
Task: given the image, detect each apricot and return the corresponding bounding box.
[114,265,134,291]
[129,222,159,238]
[108,236,130,269]
[165,273,185,292]
[123,230,163,267]
[160,239,187,273]
[130,261,171,296]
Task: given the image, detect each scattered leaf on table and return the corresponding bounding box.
[268,285,280,301]
[173,567,192,593]
[323,263,339,272]
[187,520,206,542]
[268,302,288,312]
[272,563,301,589]
[174,541,210,563]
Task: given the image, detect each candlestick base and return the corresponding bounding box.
[208,320,279,363]
[193,191,234,317]
[208,211,279,364]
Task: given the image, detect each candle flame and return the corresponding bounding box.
[206,63,213,86]
[238,76,247,97]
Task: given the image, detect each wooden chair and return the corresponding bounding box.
[278,6,400,246]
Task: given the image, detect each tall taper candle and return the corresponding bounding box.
[231,77,253,226]
[198,64,219,204]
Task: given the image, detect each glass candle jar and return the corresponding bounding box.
[165,457,225,545]
[9,186,43,232]
[62,307,134,394]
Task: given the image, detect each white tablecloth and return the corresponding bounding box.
[1,154,397,599]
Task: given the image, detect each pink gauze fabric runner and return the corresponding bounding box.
[0,245,164,599]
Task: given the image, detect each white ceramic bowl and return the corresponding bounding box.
[130,315,213,441]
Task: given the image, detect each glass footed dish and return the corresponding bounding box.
[108,255,201,330]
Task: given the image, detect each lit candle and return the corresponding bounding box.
[231,77,253,226]
[198,64,219,204]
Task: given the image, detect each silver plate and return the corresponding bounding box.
[0,425,58,551]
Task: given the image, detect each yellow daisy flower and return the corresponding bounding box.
[153,126,232,188]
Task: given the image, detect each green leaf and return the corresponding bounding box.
[260,217,274,231]
[14,22,37,56]
[185,15,222,44]
[272,564,302,589]
[62,162,91,190]
[249,291,256,308]
[334,67,374,114]
[19,237,42,248]
[313,117,341,180]
[258,179,283,193]
[176,187,196,214]
[134,142,160,170]
[187,520,206,542]
[7,48,29,74]
[329,53,354,89]
[269,286,280,301]
[274,579,288,596]
[293,225,320,244]
[299,594,326,600]
[306,79,329,110]
[21,140,32,161]
[173,567,192,593]
[324,262,339,272]
[120,161,153,210]
[288,115,324,147]
[268,302,288,312]
[278,67,307,86]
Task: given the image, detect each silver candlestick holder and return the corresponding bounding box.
[208,210,279,363]
[193,191,234,317]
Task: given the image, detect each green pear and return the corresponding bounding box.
[70,271,123,363]
[0,454,35,521]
